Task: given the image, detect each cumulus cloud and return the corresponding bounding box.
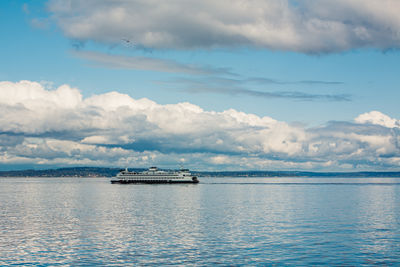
[355,111,400,128]
[0,80,399,170]
[47,0,400,53]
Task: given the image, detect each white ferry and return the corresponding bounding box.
[111,167,199,184]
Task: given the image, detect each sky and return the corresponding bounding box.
[0,0,400,171]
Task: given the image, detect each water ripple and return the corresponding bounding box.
[1,177,400,265]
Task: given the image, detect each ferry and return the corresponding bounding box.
[111,167,199,184]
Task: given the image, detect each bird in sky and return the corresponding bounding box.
[121,38,134,47]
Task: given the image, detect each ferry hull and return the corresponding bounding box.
[111,179,199,184]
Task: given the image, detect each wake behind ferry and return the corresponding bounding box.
[111,167,199,184]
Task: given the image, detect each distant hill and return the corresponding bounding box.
[0,167,143,177]
[1,167,400,177]
[196,170,400,178]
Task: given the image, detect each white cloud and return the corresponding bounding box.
[0,80,399,170]
[48,0,400,53]
[0,80,81,109]
[355,110,400,128]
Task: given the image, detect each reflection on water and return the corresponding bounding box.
[1,177,400,265]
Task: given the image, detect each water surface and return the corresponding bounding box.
[1,177,400,265]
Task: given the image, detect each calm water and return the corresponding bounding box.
[1,177,400,266]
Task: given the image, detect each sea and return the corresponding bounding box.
[1,177,400,266]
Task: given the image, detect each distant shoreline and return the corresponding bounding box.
[1,167,400,178]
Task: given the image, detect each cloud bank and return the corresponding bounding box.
[1,80,399,170]
[48,0,400,53]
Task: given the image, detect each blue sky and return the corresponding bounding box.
[1,0,400,171]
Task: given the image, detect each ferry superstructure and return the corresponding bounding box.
[111,167,199,184]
